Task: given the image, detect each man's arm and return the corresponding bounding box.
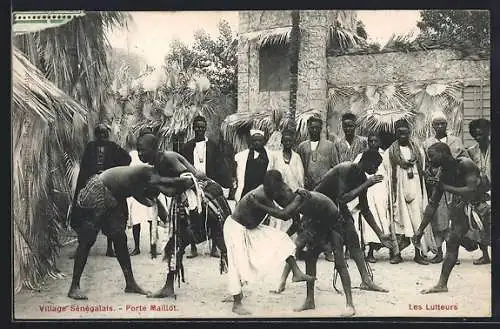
[413,187,444,243]
[249,193,304,220]
[358,194,392,249]
[175,152,207,179]
[114,144,132,166]
[338,174,383,204]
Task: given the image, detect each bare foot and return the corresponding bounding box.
[340,305,356,317]
[293,299,315,312]
[359,281,388,293]
[269,283,286,294]
[68,287,88,300]
[232,303,251,315]
[292,273,316,283]
[147,286,176,298]
[124,283,150,295]
[420,285,448,294]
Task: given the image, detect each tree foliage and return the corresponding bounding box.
[416,10,490,48]
[164,19,237,99]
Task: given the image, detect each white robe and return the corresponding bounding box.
[223,216,296,295]
[127,150,158,226]
[382,146,437,254]
[267,150,305,231]
[349,149,390,244]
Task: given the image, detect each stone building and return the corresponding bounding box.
[237,10,490,147]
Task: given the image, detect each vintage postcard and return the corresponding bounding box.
[12,9,491,320]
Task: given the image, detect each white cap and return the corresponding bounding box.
[250,129,265,136]
[430,111,447,122]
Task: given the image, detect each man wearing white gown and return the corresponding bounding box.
[350,132,389,263]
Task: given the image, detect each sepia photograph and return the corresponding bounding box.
[11,9,491,319]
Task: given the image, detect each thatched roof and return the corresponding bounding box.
[12,46,88,123]
[221,108,322,152]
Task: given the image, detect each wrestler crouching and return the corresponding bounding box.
[67,164,178,300]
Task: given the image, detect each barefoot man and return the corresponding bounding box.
[313,150,393,292]
[413,142,491,294]
[224,171,316,315]
[248,170,357,317]
[135,133,212,299]
[67,164,192,300]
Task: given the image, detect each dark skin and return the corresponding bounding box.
[471,126,491,263]
[313,161,391,292]
[342,119,357,144]
[248,185,356,317]
[472,127,490,154]
[432,118,448,140]
[307,121,322,142]
[413,150,482,294]
[393,126,428,264]
[228,187,316,315]
[137,134,211,298]
[250,133,266,152]
[193,120,207,143]
[281,134,294,162]
[68,165,184,300]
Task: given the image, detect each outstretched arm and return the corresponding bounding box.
[175,152,207,179]
[338,175,383,204]
[359,195,392,249]
[249,193,304,220]
[413,187,444,243]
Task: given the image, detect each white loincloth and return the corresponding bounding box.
[223,215,296,295]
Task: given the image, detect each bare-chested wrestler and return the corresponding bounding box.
[413,142,490,294]
[223,172,316,315]
[247,170,357,317]
[265,151,392,297]
[67,164,193,300]
[135,133,215,298]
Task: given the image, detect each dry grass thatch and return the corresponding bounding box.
[12,46,88,293]
[327,81,464,140]
[221,108,322,153]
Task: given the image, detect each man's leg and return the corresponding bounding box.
[130,223,141,256]
[474,202,491,265]
[110,231,149,295]
[366,243,378,263]
[344,218,388,292]
[68,232,98,300]
[421,207,467,294]
[294,249,321,312]
[106,236,115,257]
[148,237,180,298]
[330,231,355,317]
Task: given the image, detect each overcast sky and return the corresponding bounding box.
[106,10,421,67]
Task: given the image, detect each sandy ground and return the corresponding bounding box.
[14,216,491,319]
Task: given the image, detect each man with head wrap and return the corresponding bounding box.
[233,129,275,202]
[382,119,437,265]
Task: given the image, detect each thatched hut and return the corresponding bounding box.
[12,46,88,293]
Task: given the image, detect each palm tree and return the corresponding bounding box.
[287,10,300,132]
[12,47,88,292]
[13,12,129,138]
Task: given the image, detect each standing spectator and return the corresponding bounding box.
[297,116,342,190]
[181,115,232,258]
[350,132,389,263]
[423,111,468,264]
[382,119,436,265]
[69,124,131,257]
[234,129,274,203]
[267,129,304,231]
[335,112,368,162]
[467,118,491,265]
[297,115,342,261]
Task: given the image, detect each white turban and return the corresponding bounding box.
[250,129,264,137]
[430,111,447,122]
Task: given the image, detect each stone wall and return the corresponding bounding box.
[326,49,490,87]
[238,10,332,122]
